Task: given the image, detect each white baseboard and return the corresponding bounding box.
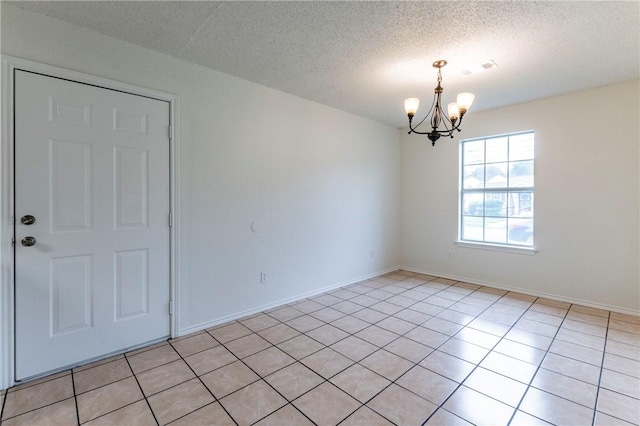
[177,266,399,337]
[400,266,640,317]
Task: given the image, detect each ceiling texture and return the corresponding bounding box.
[9,1,640,128]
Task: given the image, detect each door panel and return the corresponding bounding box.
[14,70,171,380]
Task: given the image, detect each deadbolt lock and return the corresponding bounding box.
[20,215,36,225]
[21,236,36,247]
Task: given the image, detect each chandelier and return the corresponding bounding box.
[404,60,474,146]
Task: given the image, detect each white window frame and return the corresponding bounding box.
[457,131,536,254]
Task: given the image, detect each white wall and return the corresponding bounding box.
[400,80,640,313]
[1,4,400,340]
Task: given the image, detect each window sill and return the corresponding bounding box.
[455,241,537,255]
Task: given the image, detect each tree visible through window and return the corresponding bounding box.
[460,131,534,246]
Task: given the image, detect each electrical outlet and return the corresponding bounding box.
[260,271,267,283]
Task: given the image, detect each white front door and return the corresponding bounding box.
[14,70,171,380]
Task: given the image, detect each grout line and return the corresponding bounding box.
[70,369,81,426]
[122,353,161,426]
[591,310,611,426]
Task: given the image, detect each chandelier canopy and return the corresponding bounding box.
[404,60,474,146]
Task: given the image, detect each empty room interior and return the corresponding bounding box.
[0,1,639,425]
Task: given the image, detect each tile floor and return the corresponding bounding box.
[1,270,639,425]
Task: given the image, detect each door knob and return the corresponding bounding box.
[21,236,36,247]
[20,215,36,225]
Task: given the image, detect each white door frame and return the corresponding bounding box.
[0,55,181,389]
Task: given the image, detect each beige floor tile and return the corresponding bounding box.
[220,380,287,425]
[504,328,553,351]
[610,319,640,335]
[350,294,383,307]
[571,304,609,318]
[333,300,365,314]
[331,316,371,334]
[340,406,394,425]
[127,344,181,374]
[597,388,640,424]
[2,375,74,420]
[239,313,281,332]
[311,294,344,306]
[136,359,195,397]
[509,410,553,425]
[404,326,449,347]
[424,408,473,425]
[529,302,568,317]
[396,365,457,405]
[383,336,434,363]
[447,302,483,319]
[200,361,259,398]
[600,369,640,399]
[225,333,272,359]
[562,318,607,337]
[566,311,608,328]
[521,310,564,327]
[610,312,640,325]
[1,398,77,426]
[170,332,218,357]
[351,307,389,324]
[254,404,314,426]
[207,322,253,343]
[74,355,125,373]
[606,340,640,362]
[310,307,346,322]
[330,364,391,403]
[463,367,528,407]
[301,347,354,379]
[360,350,413,381]
[355,325,399,347]
[443,386,514,425]
[594,410,636,426]
[480,351,538,384]
[170,402,235,426]
[520,387,594,425]
[306,324,349,346]
[73,358,132,395]
[147,378,214,425]
[276,334,324,359]
[83,400,156,426]
[548,339,603,366]
[77,377,143,423]
[375,316,416,335]
[386,294,418,308]
[366,289,395,301]
[410,301,445,316]
[266,306,304,322]
[465,318,510,337]
[540,353,601,385]
[494,339,546,366]
[368,383,436,425]
[125,341,170,357]
[290,299,324,313]
[286,315,324,333]
[603,352,640,378]
[244,347,295,377]
[293,382,360,425]
[331,336,378,362]
[393,308,431,325]
[184,345,237,376]
[438,338,489,364]
[513,318,559,338]
[258,323,301,345]
[6,371,69,394]
[420,350,475,383]
[531,368,598,408]
[556,328,606,351]
[264,362,324,401]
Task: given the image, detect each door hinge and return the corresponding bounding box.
[169,300,173,315]
[11,237,15,247]
[168,213,173,227]
[168,125,172,140]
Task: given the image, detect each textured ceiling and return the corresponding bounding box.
[8,1,640,128]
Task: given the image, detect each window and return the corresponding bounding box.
[460,131,534,247]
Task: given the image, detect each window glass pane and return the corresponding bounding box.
[484,217,507,244]
[509,133,534,161]
[486,137,508,163]
[509,160,534,187]
[463,165,484,188]
[485,163,508,188]
[485,192,506,217]
[464,140,484,165]
[463,192,484,216]
[462,216,483,241]
[510,192,533,218]
[508,218,533,246]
